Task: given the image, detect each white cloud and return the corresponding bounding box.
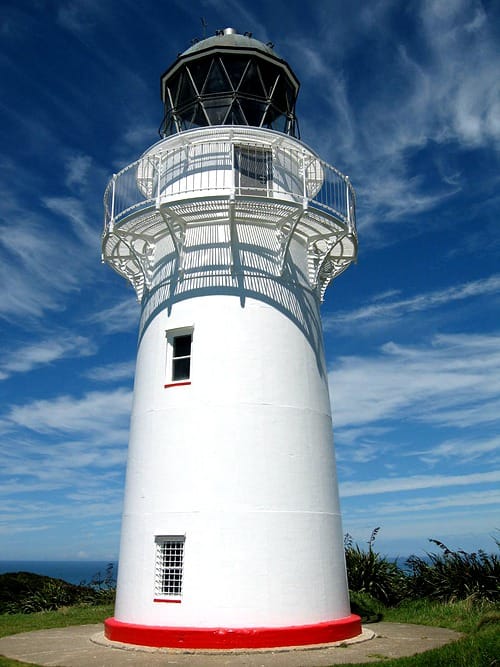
[84,360,136,382]
[0,335,96,379]
[65,153,92,189]
[364,489,500,515]
[326,274,500,330]
[56,0,106,35]
[42,196,97,249]
[415,436,500,465]
[419,0,500,148]
[330,333,500,429]
[4,388,132,436]
[294,0,500,233]
[340,469,500,497]
[88,296,140,334]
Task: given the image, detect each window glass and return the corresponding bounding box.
[173,334,191,357]
[169,332,193,383]
[173,357,190,381]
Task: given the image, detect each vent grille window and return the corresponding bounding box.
[235,146,272,195]
[154,536,185,598]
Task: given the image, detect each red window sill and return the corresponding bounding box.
[164,381,191,388]
[154,598,182,603]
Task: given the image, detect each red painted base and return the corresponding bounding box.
[104,614,362,649]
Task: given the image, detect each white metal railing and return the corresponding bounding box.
[103,139,356,235]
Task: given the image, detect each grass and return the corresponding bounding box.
[0,604,113,667]
[360,598,500,667]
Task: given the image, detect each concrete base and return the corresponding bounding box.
[0,622,463,666]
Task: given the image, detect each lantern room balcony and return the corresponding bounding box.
[102,127,357,301]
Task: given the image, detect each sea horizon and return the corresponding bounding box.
[0,560,119,586]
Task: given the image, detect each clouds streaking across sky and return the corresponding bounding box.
[0,0,498,560]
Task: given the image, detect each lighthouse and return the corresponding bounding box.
[103,28,360,649]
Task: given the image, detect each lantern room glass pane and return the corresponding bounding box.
[238,59,265,96]
[222,55,251,89]
[202,58,231,94]
[240,99,267,126]
[258,61,280,95]
[187,59,211,91]
[177,71,196,107]
[203,96,232,124]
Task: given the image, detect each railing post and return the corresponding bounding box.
[110,174,117,232]
[302,150,307,200]
[156,155,162,207]
[229,135,236,198]
[344,176,351,232]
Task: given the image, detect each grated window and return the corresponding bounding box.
[154,536,185,598]
[235,146,272,195]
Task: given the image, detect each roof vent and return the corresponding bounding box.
[223,27,237,35]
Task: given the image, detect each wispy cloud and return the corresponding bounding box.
[293,0,500,232]
[65,153,93,190]
[326,274,500,331]
[330,332,500,429]
[84,360,136,382]
[0,217,82,321]
[3,388,132,437]
[87,296,140,334]
[0,335,96,379]
[416,436,500,466]
[361,489,500,516]
[42,196,97,250]
[340,469,500,498]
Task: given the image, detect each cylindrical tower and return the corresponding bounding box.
[103,28,360,649]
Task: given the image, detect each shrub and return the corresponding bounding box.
[406,537,500,603]
[0,573,89,614]
[344,528,409,606]
[0,565,116,614]
[348,589,384,622]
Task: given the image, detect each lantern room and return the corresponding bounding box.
[160,27,300,137]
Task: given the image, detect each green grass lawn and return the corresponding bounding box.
[0,600,498,667]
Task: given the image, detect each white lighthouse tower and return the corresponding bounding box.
[103,28,360,649]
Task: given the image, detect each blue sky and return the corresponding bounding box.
[0,0,499,561]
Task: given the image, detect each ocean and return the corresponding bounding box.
[0,561,118,586]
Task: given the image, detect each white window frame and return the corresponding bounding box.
[154,535,186,602]
[165,326,193,387]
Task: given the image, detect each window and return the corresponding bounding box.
[154,535,185,601]
[234,145,272,195]
[172,334,192,381]
[165,328,193,387]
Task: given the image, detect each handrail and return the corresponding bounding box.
[103,138,356,236]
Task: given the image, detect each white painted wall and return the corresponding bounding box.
[114,286,350,628]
